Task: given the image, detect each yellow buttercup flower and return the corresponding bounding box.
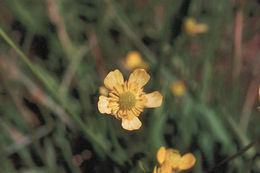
[154,146,196,173]
[98,69,163,130]
[124,51,149,70]
[184,17,208,36]
[170,81,186,97]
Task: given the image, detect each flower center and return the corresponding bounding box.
[119,91,136,109]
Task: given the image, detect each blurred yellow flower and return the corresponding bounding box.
[184,17,208,36]
[258,85,260,110]
[170,81,186,97]
[124,51,149,70]
[154,146,196,173]
[98,69,163,130]
[258,85,260,100]
[99,86,108,96]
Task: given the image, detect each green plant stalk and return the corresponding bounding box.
[0,27,110,156]
[107,121,128,165]
[206,140,257,173]
[0,27,55,96]
[147,82,169,154]
[225,114,255,157]
[200,24,220,102]
[111,0,156,65]
[200,0,227,103]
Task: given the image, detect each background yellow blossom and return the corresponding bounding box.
[124,51,149,70]
[184,17,208,35]
[170,81,186,97]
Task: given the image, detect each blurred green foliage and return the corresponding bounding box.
[0,0,260,172]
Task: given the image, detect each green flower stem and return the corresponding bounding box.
[206,140,258,173]
[110,0,156,65]
[0,27,109,155]
[0,27,55,96]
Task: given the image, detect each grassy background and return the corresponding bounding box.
[0,0,260,172]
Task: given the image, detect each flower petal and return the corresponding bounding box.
[160,162,172,173]
[104,69,124,90]
[153,166,158,173]
[121,116,142,131]
[98,96,111,114]
[128,69,150,88]
[178,153,196,170]
[145,91,163,108]
[157,146,166,164]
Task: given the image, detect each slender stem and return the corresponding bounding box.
[206,140,257,173]
[0,27,55,96]
[110,0,156,64]
[0,27,110,155]
[0,28,32,68]
[232,8,243,81]
[59,45,90,96]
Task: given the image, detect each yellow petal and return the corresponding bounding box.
[104,69,124,90]
[145,91,163,108]
[128,69,150,88]
[153,166,157,173]
[160,162,172,173]
[157,146,166,164]
[121,116,142,131]
[164,149,181,170]
[178,153,196,170]
[184,17,208,35]
[98,96,111,114]
[184,17,196,35]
